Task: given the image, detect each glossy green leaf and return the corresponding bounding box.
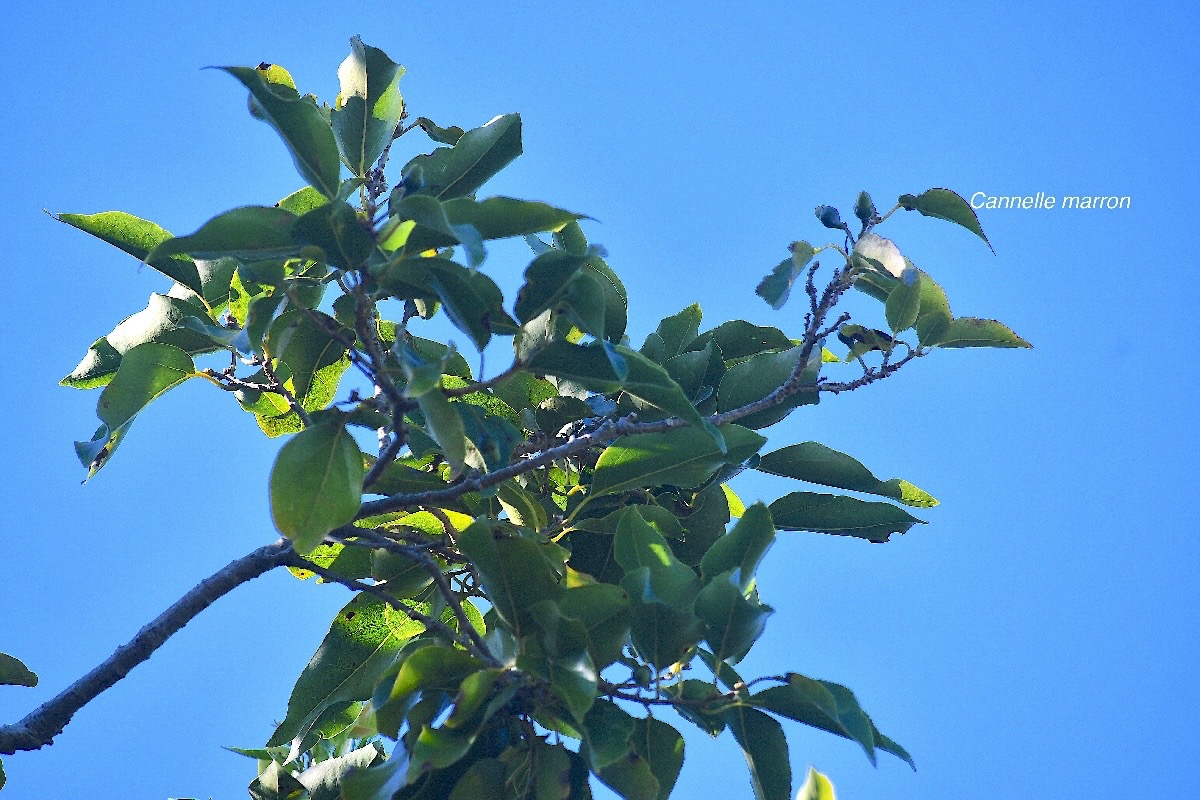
[694,570,772,663]
[457,521,565,637]
[289,541,373,583]
[613,345,715,433]
[332,36,405,176]
[558,583,631,670]
[630,717,684,800]
[590,424,766,499]
[55,211,203,294]
[270,418,364,554]
[415,116,465,145]
[757,443,938,508]
[527,340,627,386]
[749,673,886,766]
[443,196,583,240]
[614,509,698,604]
[621,567,704,670]
[248,761,308,800]
[769,492,924,543]
[0,653,37,687]
[336,752,409,800]
[417,258,514,349]
[721,705,791,800]
[561,270,608,340]
[914,272,953,346]
[931,317,1032,348]
[497,480,548,530]
[375,645,484,738]
[520,603,599,723]
[381,194,460,253]
[147,206,301,262]
[582,701,660,800]
[75,342,196,475]
[267,594,427,752]
[700,502,777,588]
[61,294,216,388]
[687,320,793,361]
[797,767,836,800]
[898,188,993,252]
[278,186,329,215]
[651,304,703,362]
[292,201,376,270]
[716,345,820,429]
[885,274,921,332]
[220,66,342,197]
[837,324,895,361]
[268,311,352,408]
[515,250,590,324]
[404,113,522,200]
[584,257,629,343]
[415,390,468,477]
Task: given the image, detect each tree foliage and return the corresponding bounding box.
[0,38,1029,799]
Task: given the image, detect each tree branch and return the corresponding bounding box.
[0,540,293,755]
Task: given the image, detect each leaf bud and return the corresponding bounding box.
[815,205,845,230]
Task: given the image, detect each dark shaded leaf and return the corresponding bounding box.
[932,317,1032,349]
[147,206,301,262]
[457,520,565,637]
[590,424,766,499]
[630,717,684,800]
[769,492,924,543]
[0,653,37,687]
[403,113,522,200]
[700,502,776,588]
[757,442,938,508]
[716,345,820,429]
[721,705,791,800]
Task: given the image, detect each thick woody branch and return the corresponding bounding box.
[0,540,293,755]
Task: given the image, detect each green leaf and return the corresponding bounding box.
[721,705,791,800]
[613,345,715,434]
[769,492,924,543]
[292,201,376,270]
[147,206,301,262]
[558,583,631,670]
[297,743,383,800]
[695,570,772,663]
[590,424,766,499]
[331,36,405,176]
[61,294,217,388]
[520,601,599,723]
[885,273,921,333]
[756,242,815,310]
[931,317,1032,348]
[650,304,703,362]
[381,194,461,253]
[248,760,309,800]
[630,717,685,800]
[403,113,522,200]
[796,767,836,800]
[614,508,698,605]
[749,674,885,766]
[55,211,203,294]
[457,520,565,637]
[582,701,660,800]
[757,443,938,508]
[700,502,777,588]
[515,250,590,324]
[337,750,409,800]
[375,645,484,738]
[898,188,994,252]
[914,272,952,346]
[267,311,352,408]
[497,480,548,530]
[270,418,364,554]
[220,66,342,197]
[443,196,584,240]
[415,390,467,477]
[716,345,820,429]
[0,653,38,687]
[687,320,793,361]
[278,186,330,215]
[449,759,506,800]
[0,758,5,791]
[267,594,427,751]
[76,342,196,475]
[621,567,704,670]
[415,116,465,145]
[527,340,627,386]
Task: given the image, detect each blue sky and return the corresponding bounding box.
[0,1,1196,798]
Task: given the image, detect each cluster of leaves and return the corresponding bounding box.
[3,38,1029,800]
